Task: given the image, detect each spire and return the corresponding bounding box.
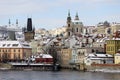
[68,10,70,17]
[75,12,79,20]
[9,19,11,27]
[27,18,32,31]
[16,19,18,27]
[67,10,71,23]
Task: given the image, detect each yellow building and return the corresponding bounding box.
[0,41,32,62]
[114,53,120,64]
[106,39,120,55]
[60,48,72,68]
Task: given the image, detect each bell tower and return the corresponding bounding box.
[66,10,72,37]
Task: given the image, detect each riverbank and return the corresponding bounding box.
[89,69,120,73]
[86,64,120,73]
[1,63,120,73]
[0,63,12,70]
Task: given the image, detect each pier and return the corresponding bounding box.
[10,62,60,71]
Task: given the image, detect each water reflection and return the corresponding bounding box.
[0,70,119,80]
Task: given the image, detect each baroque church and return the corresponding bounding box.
[66,11,83,38]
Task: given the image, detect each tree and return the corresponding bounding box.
[49,45,58,71]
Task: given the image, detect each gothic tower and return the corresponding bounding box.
[24,18,35,41]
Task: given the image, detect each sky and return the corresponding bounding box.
[0,0,120,30]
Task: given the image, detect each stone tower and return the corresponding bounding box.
[66,10,72,37]
[24,18,35,41]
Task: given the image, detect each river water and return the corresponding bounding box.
[0,70,120,80]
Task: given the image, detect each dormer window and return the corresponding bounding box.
[12,44,18,47]
[76,22,78,24]
[3,44,6,47]
[7,44,10,46]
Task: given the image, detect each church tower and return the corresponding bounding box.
[74,12,79,20]
[73,12,83,36]
[9,19,11,27]
[16,19,18,27]
[66,10,72,37]
[24,18,35,41]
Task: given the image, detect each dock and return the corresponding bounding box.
[9,62,60,71]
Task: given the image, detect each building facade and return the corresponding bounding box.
[60,48,72,68]
[114,53,120,64]
[66,11,83,37]
[0,41,32,62]
[106,39,120,55]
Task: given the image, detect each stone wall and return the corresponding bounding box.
[86,64,120,71]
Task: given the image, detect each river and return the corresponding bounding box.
[0,70,120,80]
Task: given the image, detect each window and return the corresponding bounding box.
[68,32,70,36]
[14,49,16,52]
[18,49,20,52]
[68,24,70,27]
[8,49,10,52]
[12,44,18,47]
[76,22,78,24]
[3,44,6,47]
[7,44,10,46]
[72,28,74,32]
[76,28,78,32]
[23,44,29,47]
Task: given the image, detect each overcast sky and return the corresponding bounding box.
[0,0,120,30]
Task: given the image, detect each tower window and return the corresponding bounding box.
[76,28,78,32]
[76,22,78,24]
[72,28,74,32]
[68,24,70,27]
[68,32,70,36]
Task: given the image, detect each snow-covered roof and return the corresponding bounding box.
[96,37,108,42]
[0,40,31,48]
[35,54,53,58]
[88,53,113,58]
[42,54,53,58]
[106,38,120,40]
[115,53,120,56]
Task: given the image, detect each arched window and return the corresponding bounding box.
[76,28,78,32]
[68,32,70,36]
[68,24,70,27]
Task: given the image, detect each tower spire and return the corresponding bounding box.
[68,10,70,17]
[16,19,18,27]
[9,19,11,27]
[67,10,71,23]
[75,12,79,20]
[27,18,32,31]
